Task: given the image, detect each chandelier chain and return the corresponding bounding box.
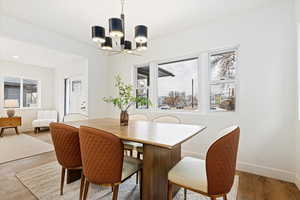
[121,0,125,14]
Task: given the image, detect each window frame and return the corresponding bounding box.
[2,76,41,110]
[132,45,239,115]
[207,47,239,113]
[155,56,201,113]
[133,64,152,110]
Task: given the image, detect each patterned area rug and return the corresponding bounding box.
[0,134,54,164]
[16,162,238,200]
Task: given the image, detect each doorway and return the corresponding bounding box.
[64,76,88,116]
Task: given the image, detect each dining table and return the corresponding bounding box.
[64,118,206,200]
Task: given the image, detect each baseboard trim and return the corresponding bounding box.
[182,150,295,183]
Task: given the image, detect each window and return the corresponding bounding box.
[209,50,237,112]
[23,79,39,108]
[4,77,21,108]
[157,58,198,111]
[136,66,150,109]
[3,77,40,109]
[133,46,238,113]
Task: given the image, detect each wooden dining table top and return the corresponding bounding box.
[64,118,206,149]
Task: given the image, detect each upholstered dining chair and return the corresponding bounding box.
[49,123,82,196]
[123,114,149,157]
[136,115,181,159]
[167,126,240,200]
[79,126,143,200]
[63,113,88,122]
[152,115,181,123]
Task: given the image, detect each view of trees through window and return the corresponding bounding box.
[157,58,198,111]
[209,50,237,111]
[136,66,150,109]
[134,48,237,113]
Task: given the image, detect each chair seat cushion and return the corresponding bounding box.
[123,141,143,150]
[122,156,143,181]
[32,119,57,127]
[168,157,207,193]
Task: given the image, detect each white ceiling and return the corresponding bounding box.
[0,37,86,68]
[0,0,279,45]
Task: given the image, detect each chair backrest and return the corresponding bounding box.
[50,123,82,168]
[63,113,88,122]
[79,126,124,185]
[130,114,149,121]
[152,115,181,123]
[206,126,240,195]
[38,110,57,120]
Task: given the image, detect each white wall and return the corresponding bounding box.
[295,0,300,190]
[54,59,88,121]
[0,15,109,119]
[0,60,55,132]
[108,0,298,182]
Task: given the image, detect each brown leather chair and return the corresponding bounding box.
[49,123,82,196]
[167,126,240,200]
[79,126,143,200]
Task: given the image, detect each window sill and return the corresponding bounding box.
[4,107,42,111]
[133,109,236,116]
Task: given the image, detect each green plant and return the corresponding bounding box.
[103,75,151,111]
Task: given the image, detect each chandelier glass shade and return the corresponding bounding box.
[91,0,148,55]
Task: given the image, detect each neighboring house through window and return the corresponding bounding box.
[3,76,40,109]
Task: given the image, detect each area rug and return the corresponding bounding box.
[16,161,239,200]
[0,134,54,164]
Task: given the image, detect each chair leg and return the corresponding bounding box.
[137,152,141,160]
[136,172,139,184]
[82,180,90,200]
[223,194,228,200]
[168,181,173,200]
[79,172,85,200]
[139,169,143,200]
[184,188,187,200]
[112,185,119,200]
[130,149,133,157]
[60,167,66,195]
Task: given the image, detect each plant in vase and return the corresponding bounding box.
[103,75,151,126]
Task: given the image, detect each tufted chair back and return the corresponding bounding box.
[50,123,82,168]
[206,126,240,195]
[79,126,124,185]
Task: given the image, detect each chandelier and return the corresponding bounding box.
[91,0,148,55]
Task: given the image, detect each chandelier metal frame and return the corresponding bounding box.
[91,0,148,56]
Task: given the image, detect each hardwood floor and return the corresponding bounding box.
[0,131,299,200]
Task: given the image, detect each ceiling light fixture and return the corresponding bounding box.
[91,0,148,56]
[12,56,19,59]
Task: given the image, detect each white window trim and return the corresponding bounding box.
[132,45,239,115]
[207,46,239,113]
[2,75,42,110]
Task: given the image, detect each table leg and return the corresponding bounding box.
[0,128,4,137]
[15,127,19,135]
[66,169,82,184]
[142,144,181,200]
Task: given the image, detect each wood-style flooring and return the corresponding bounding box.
[0,130,299,200]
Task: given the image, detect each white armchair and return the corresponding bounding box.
[32,110,57,133]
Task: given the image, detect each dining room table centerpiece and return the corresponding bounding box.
[103,75,151,126]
